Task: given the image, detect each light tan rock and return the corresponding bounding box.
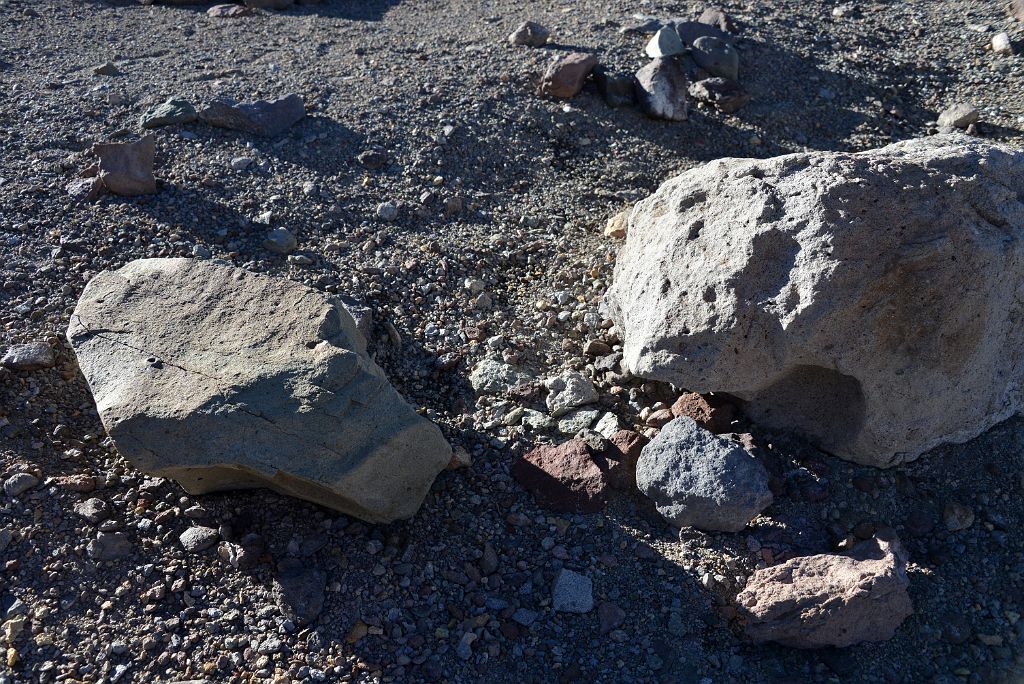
[736,535,913,648]
[604,209,629,239]
[604,135,1024,467]
[67,258,451,523]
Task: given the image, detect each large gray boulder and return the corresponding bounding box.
[67,258,451,523]
[605,135,1024,467]
[636,417,772,532]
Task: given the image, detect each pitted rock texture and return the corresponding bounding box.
[67,258,451,523]
[636,417,772,532]
[605,134,1024,467]
[736,534,913,648]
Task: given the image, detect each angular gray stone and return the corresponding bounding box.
[179,526,219,553]
[937,102,979,129]
[605,135,1024,467]
[4,473,39,497]
[87,532,132,561]
[263,227,297,254]
[635,57,689,121]
[140,98,197,129]
[1,342,55,371]
[691,35,739,80]
[552,568,593,613]
[545,372,598,417]
[67,258,452,523]
[199,94,305,137]
[636,418,772,532]
[273,558,326,626]
[469,359,532,395]
[508,21,549,47]
[73,498,109,524]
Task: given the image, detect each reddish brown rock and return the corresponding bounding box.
[512,439,608,512]
[670,392,735,433]
[93,135,157,196]
[598,429,648,490]
[688,77,751,114]
[736,534,913,648]
[537,52,598,98]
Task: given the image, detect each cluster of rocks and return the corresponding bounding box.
[68,93,306,200]
[514,7,751,120]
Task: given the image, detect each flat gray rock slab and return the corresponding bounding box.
[67,258,451,523]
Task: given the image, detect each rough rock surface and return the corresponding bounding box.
[688,77,750,113]
[635,418,772,532]
[605,135,1024,466]
[552,569,594,613]
[1,342,55,371]
[635,57,689,121]
[508,21,549,47]
[93,135,157,196]
[199,94,305,137]
[511,439,608,513]
[66,258,451,523]
[537,52,597,98]
[736,534,913,648]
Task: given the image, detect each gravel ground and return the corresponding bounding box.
[1,0,1023,682]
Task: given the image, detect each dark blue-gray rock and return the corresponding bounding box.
[636,417,772,532]
[688,77,750,113]
[593,67,636,108]
[263,227,297,254]
[635,58,689,121]
[691,36,739,80]
[1,342,55,371]
[674,19,731,46]
[274,558,327,626]
[199,94,305,137]
[140,98,197,129]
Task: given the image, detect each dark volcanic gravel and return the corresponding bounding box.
[1,0,1022,682]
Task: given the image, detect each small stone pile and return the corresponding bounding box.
[518,6,751,118]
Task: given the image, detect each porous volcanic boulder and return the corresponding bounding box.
[636,417,772,532]
[67,258,451,523]
[736,534,913,648]
[604,135,1024,467]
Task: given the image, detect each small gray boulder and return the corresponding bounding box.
[636,418,772,532]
